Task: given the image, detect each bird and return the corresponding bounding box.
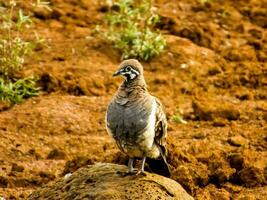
[106,59,170,176]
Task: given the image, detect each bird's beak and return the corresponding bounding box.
[112,70,121,77]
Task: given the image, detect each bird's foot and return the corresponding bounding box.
[135,170,147,176]
[127,168,138,174]
[117,168,138,177]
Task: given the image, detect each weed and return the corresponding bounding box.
[0,0,49,79]
[97,0,166,61]
[0,0,50,104]
[218,8,230,18]
[0,77,39,104]
[172,108,187,124]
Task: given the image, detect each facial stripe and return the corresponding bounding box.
[119,66,140,80]
[130,68,140,76]
[121,71,136,80]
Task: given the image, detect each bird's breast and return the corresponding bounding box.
[106,96,157,147]
[107,107,149,138]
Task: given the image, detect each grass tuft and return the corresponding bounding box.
[96,0,166,61]
[0,0,50,104]
[0,77,39,104]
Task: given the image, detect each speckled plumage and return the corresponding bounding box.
[106,59,169,175]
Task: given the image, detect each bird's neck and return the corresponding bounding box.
[120,76,147,93]
[115,76,147,105]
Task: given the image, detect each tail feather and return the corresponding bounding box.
[146,147,171,177]
[146,157,171,177]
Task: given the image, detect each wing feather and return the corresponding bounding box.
[154,98,168,155]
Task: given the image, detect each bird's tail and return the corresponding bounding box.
[146,147,171,177]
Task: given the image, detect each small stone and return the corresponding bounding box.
[11,163,24,173]
[228,136,248,147]
[212,119,227,127]
[49,20,64,29]
[208,67,221,75]
[223,182,242,193]
[34,8,52,20]
[228,153,244,170]
[39,171,56,183]
[64,173,72,180]
[47,149,66,160]
[0,101,11,111]
[238,166,265,187]
[193,133,206,139]
[180,63,188,69]
[0,176,8,188]
[235,194,256,200]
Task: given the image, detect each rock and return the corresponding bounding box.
[34,8,53,20]
[195,184,231,200]
[235,194,256,200]
[228,136,248,147]
[197,152,236,183]
[192,100,240,121]
[238,166,266,187]
[39,171,56,183]
[61,156,94,175]
[28,163,194,200]
[0,176,8,188]
[212,119,228,127]
[46,149,66,160]
[173,163,209,193]
[49,20,64,29]
[11,163,25,173]
[0,101,11,112]
[228,153,244,170]
[193,132,206,139]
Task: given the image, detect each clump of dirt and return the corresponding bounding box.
[0,0,266,199]
[192,99,241,121]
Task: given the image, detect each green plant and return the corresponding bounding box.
[172,108,187,124]
[98,0,166,61]
[0,0,50,104]
[0,77,39,104]
[0,0,50,79]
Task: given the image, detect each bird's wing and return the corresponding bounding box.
[106,94,153,138]
[154,97,168,156]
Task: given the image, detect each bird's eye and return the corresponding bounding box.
[125,66,131,71]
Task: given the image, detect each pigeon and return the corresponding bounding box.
[106,59,170,176]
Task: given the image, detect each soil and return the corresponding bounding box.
[0,0,266,199]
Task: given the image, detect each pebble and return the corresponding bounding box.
[64,173,72,180]
[228,136,248,147]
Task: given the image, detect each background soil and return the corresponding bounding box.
[0,0,266,199]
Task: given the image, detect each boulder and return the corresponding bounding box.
[28,163,194,200]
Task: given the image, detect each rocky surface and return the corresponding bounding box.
[28,163,194,200]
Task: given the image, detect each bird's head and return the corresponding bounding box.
[113,59,143,81]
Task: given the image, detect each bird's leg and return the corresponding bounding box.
[127,158,137,173]
[136,157,146,176]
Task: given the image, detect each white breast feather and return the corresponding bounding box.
[106,99,157,154]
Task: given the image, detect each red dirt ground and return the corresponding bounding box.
[0,0,266,199]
